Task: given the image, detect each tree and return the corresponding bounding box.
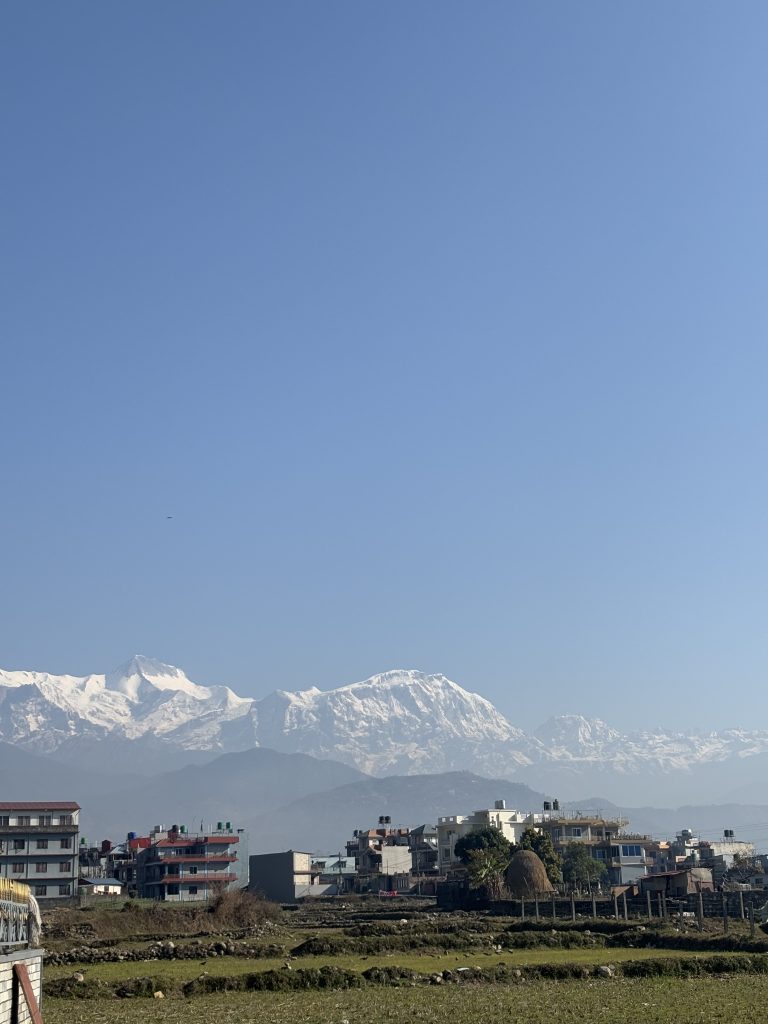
[466,847,510,901]
[454,826,512,866]
[723,853,760,889]
[517,827,563,885]
[561,844,608,891]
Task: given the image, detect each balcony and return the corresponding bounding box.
[0,824,78,834]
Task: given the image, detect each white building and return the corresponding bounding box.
[0,802,80,900]
[437,800,528,873]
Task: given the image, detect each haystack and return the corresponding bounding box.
[505,849,554,897]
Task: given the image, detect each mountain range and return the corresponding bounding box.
[2,739,766,855]
[1,655,767,805]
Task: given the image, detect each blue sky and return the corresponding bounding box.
[3,2,768,731]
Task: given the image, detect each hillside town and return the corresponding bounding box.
[2,797,765,914]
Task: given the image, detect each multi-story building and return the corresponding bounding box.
[437,801,528,874]
[137,823,239,901]
[409,824,439,875]
[0,801,80,900]
[436,800,652,886]
[249,850,320,901]
[534,810,652,885]
[345,823,411,865]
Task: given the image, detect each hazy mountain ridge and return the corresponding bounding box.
[3,739,765,855]
[3,657,768,791]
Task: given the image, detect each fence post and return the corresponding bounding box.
[613,893,618,920]
[552,893,557,922]
[571,893,576,922]
[534,894,540,922]
[647,890,652,920]
[697,890,704,931]
[722,891,729,935]
[658,893,663,919]
[750,903,756,939]
[521,898,525,921]
[622,893,628,921]
[592,894,597,918]
[739,890,745,921]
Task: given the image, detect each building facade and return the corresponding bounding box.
[137,824,240,901]
[0,802,80,900]
[437,801,528,873]
[249,850,319,902]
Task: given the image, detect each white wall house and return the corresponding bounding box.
[437,801,527,873]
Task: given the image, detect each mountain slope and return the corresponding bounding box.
[4,657,768,800]
[242,669,543,775]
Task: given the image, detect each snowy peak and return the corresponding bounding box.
[535,714,623,757]
[5,658,768,784]
[105,655,210,702]
[244,668,540,776]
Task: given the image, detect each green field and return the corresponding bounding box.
[41,975,768,1024]
[43,943,732,984]
[39,896,768,1022]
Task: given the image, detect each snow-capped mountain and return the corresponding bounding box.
[240,669,544,776]
[3,657,768,787]
[0,656,251,755]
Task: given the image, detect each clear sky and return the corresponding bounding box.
[3,2,768,732]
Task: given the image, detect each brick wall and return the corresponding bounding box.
[0,951,43,1024]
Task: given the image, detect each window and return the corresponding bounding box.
[552,829,562,840]
[592,849,607,860]
[621,845,643,858]
[36,839,48,849]
[59,815,73,825]
[35,862,47,873]
[167,884,179,896]
[571,827,582,838]
[0,816,9,826]
[188,886,198,895]
[59,861,71,872]
[38,815,52,826]
[441,847,451,860]
[610,846,620,858]
[188,865,198,875]
[60,837,72,849]
[13,840,25,851]
[35,885,47,897]
[12,863,24,873]
[59,884,71,896]
[17,816,31,826]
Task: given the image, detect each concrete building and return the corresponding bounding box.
[249,850,319,902]
[138,824,240,901]
[312,855,357,893]
[346,826,410,864]
[658,829,756,887]
[437,801,528,873]
[0,801,80,900]
[409,824,439,875]
[532,810,651,886]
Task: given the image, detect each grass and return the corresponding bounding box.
[41,974,768,1024]
[43,944,747,984]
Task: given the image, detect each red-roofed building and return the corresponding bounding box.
[137,824,240,901]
